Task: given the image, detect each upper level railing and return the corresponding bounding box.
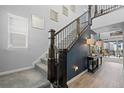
[91,5,122,18]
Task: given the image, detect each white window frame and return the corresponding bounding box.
[8,13,28,48]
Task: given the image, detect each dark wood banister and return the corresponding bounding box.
[55,11,88,36]
[67,24,89,51]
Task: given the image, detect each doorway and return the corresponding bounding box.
[102,40,123,64]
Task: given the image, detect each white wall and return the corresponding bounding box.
[91,7,124,29]
[0,5,87,73]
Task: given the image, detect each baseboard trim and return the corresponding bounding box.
[0,66,34,76]
[67,69,88,85]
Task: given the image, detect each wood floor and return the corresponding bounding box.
[68,62,124,88]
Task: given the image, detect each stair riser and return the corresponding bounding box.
[40,59,48,65]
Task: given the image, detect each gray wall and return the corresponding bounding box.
[0,5,87,73]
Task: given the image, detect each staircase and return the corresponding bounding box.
[34,9,89,79]
[35,50,48,78]
[47,7,91,87]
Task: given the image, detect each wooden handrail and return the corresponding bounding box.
[67,24,89,51]
[55,11,88,36]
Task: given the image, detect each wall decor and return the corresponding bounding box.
[63,6,68,16]
[32,15,44,29]
[50,9,58,22]
[70,5,76,12]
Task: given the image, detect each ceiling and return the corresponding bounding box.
[93,22,124,33]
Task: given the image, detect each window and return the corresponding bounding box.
[8,13,28,48]
[63,6,68,16]
[50,9,58,22]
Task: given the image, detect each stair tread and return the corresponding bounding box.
[0,68,50,88]
[35,62,47,72]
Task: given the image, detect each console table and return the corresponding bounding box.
[87,56,102,73]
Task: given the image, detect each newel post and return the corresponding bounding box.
[48,29,56,83]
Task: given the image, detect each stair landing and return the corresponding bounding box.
[0,68,50,88]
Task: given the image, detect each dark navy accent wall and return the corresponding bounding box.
[67,30,90,81]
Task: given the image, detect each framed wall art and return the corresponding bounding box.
[32,15,44,30]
